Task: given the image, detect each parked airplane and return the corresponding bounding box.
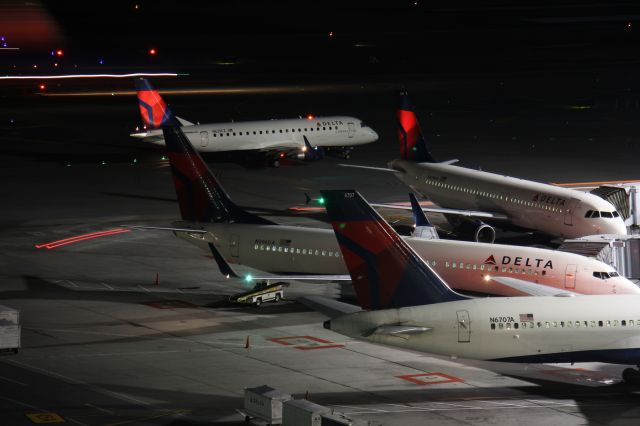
[145,122,638,297]
[346,91,627,240]
[130,78,378,167]
[314,189,640,384]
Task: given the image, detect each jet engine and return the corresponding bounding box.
[448,216,496,243]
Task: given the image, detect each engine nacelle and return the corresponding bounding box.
[451,218,496,243]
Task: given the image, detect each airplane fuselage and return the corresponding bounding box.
[176,223,638,295]
[132,116,378,152]
[328,295,640,365]
[388,160,627,238]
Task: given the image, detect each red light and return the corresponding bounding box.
[328,31,334,37]
[307,114,314,120]
[149,48,157,55]
[279,153,285,158]
[56,49,63,56]
[628,22,632,28]
[39,84,46,90]
[35,228,131,250]
[134,4,139,9]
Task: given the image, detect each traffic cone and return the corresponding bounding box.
[245,335,250,349]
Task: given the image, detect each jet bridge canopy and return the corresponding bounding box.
[558,234,640,280]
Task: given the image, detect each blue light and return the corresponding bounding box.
[98,58,104,65]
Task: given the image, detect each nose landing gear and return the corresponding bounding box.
[622,367,640,384]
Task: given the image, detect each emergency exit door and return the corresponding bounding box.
[200,131,209,147]
[565,264,577,289]
[347,122,355,138]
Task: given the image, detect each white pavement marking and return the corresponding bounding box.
[0,375,28,386]
[85,403,116,415]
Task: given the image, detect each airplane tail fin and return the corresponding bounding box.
[135,78,178,129]
[397,90,435,162]
[162,125,274,224]
[321,190,466,310]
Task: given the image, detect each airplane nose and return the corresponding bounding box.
[611,218,628,236]
[367,128,379,142]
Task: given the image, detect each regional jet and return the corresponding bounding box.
[345,91,627,240]
[130,78,378,167]
[312,189,640,384]
[139,121,638,297]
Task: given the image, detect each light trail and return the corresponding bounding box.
[0,72,179,80]
[35,228,131,250]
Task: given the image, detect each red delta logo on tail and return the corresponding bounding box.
[397,108,422,160]
[137,89,169,129]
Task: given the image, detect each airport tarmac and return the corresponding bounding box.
[2,70,640,425]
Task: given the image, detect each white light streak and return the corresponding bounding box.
[0,72,179,80]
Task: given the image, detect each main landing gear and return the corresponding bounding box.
[622,367,640,385]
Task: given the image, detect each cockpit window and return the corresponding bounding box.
[592,211,600,218]
[609,271,619,277]
[601,211,613,218]
[593,271,615,279]
[613,211,620,217]
[360,122,366,128]
[585,210,593,218]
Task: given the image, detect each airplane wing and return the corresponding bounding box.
[122,225,207,234]
[370,203,510,221]
[297,295,361,318]
[490,276,578,297]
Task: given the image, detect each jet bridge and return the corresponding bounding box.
[558,235,640,280]
[590,184,640,230]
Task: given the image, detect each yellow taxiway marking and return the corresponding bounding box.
[25,412,66,423]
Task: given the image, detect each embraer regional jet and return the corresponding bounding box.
[139,121,639,297]
[130,78,378,167]
[348,91,626,240]
[312,189,640,384]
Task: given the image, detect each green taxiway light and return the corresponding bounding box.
[318,197,325,205]
[161,155,167,161]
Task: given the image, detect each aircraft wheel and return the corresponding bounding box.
[271,159,280,168]
[622,368,640,384]
[275,293,281,302]
[254,298,262,307]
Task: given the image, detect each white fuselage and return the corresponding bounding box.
[132,116,378,152]
[176,223,638,296]
[389,160,627,238]
[329,295,640,365]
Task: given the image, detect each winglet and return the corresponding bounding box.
[321,189,466,310]
[208,243,240,279]
[409,193,439,239]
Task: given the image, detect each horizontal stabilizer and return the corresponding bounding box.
[245,274,351,282]
[370,203,509,220]
[297,295,362,318]
[338,164,400,173]
[176,116,195,126]
[368,324,432,339]
[491,276,578,297]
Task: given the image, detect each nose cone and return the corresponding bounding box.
[365,127,379,142]
[614,277,640,294]
[607,217,628,236]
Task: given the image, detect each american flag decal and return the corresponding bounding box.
[519,313,534,322]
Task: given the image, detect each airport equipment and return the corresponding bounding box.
[559,234,640,280]
[229,282,287,307]
[242,385,292,425]
[282,399,330,426]
[0,305,20,354]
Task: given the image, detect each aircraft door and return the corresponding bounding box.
[456,310,471,343]
[230,234,240,258]
[564,264,577,289]
[200,131,209,148]
[347,122,355,138]
[564,198,580,226]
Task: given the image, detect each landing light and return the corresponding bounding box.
[307,114,314,120]
[483,275,491,282]
[245,274,253,282]
[302,146,308,152]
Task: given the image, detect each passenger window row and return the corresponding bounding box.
[254,244,342,258]
[444,261,546,276]
[210,126,336,138]
[423,178,564,213]
[490,318,637,330]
